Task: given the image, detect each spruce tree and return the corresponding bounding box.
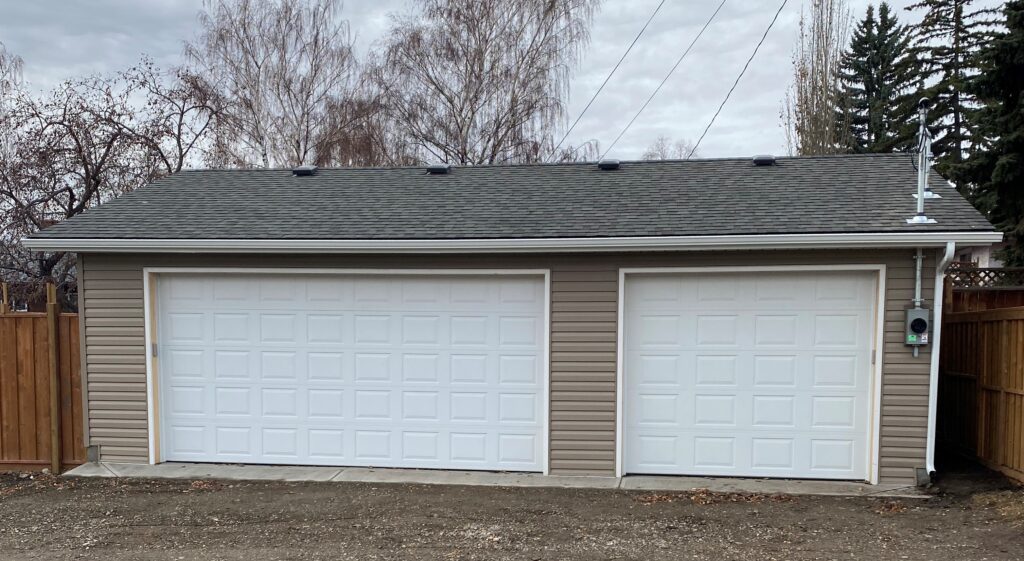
[838,3,917,153]
[906,0,997,187]
[953,2,1024,264]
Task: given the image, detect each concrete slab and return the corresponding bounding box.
[64,463,118,478]
[63,462,925,498]
[619,475,926,499]
[330,467,620,489]
[100,462,342,482]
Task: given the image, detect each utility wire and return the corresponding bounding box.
[689,0,788,158]
[549,0,667,161]
[599,0,728,160]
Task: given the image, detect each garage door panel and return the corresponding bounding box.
[624,271,877,480]
[628,430,866,477]
[157,273,545,471]
[627,351,869,389]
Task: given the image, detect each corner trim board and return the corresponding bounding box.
[143,271,158,464]
[76,254,91,448]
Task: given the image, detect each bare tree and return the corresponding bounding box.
[548,139,602,163]
[0,42,22,102]
[313,92,420,167]
[0,43,24,162]
[0,75,158,305]
[115,59,221,174]
[375,0,599,165]
[782,0,853,155]
[0,60,215,306]
[641,135,699,160]
[185,0,362,167]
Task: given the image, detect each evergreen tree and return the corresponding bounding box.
[953,2,1024,264]
[838,3,918,153]
[906,0,997,188]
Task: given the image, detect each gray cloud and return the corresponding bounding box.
[0,0,1004,159]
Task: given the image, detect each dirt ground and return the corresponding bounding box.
[1,467,1022,561]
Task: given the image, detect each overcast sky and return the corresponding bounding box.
[0,0,1005,160]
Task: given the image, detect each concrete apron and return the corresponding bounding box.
[65,462,927,499]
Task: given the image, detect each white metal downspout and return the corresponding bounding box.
[926,241,955,476]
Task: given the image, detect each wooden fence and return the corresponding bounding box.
[0,284,85,471]
[947,289,1024,313]
[945,265,1024,312]
[939,307,1024,482]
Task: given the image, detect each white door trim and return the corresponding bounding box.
[143,267,552,474]
[615,264,887,484]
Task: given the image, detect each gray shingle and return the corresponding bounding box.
[29,153,994,240]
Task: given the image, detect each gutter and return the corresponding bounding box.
[926,241,956,478]
[21,231,1003,254]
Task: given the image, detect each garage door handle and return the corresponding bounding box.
[151,343,158,358]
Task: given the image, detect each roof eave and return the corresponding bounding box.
[20,231,1004,254]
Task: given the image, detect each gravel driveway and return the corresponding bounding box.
[1,470,1022,560]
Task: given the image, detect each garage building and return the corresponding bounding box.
[24,154,1000,485]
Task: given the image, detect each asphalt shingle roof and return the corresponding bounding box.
[30,153,994,240]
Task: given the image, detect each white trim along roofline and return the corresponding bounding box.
[22,231,1002,253]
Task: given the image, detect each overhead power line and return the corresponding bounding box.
[689,0,788,157]
[549,0,667,161]
[599,0,728,160]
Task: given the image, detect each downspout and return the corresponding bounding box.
[926,241,955,477]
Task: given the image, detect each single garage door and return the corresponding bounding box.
[156,272,546,472]
[623,270,878,480]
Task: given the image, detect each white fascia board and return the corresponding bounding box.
[21,231,1004,253]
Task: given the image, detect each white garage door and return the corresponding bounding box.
[156,272,546,472]
[624,270,877,480]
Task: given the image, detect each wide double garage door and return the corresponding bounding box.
[623,270,878,481]
[156,272,546,472]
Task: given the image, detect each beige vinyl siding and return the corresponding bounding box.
[549,265,618,475]
[79,249,936,484]
[81,258,149,462]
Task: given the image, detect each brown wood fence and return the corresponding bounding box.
[939,307,1024,482]
[947,289,1024,313]
[0,284,84,471]
[944,265,1024,313]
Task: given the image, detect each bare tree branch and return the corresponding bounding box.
[375,0,598,165]
[185,0,360,167]
[641,135,699,160]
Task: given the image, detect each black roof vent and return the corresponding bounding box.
[752,154,776,166]
[292,165,318,176]
[426,163,451,175]
[597,159,620,171]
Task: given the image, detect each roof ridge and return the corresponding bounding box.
[176,152,910,173]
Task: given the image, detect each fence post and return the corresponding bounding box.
[46,283,62,474]
[1,282,9,314]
